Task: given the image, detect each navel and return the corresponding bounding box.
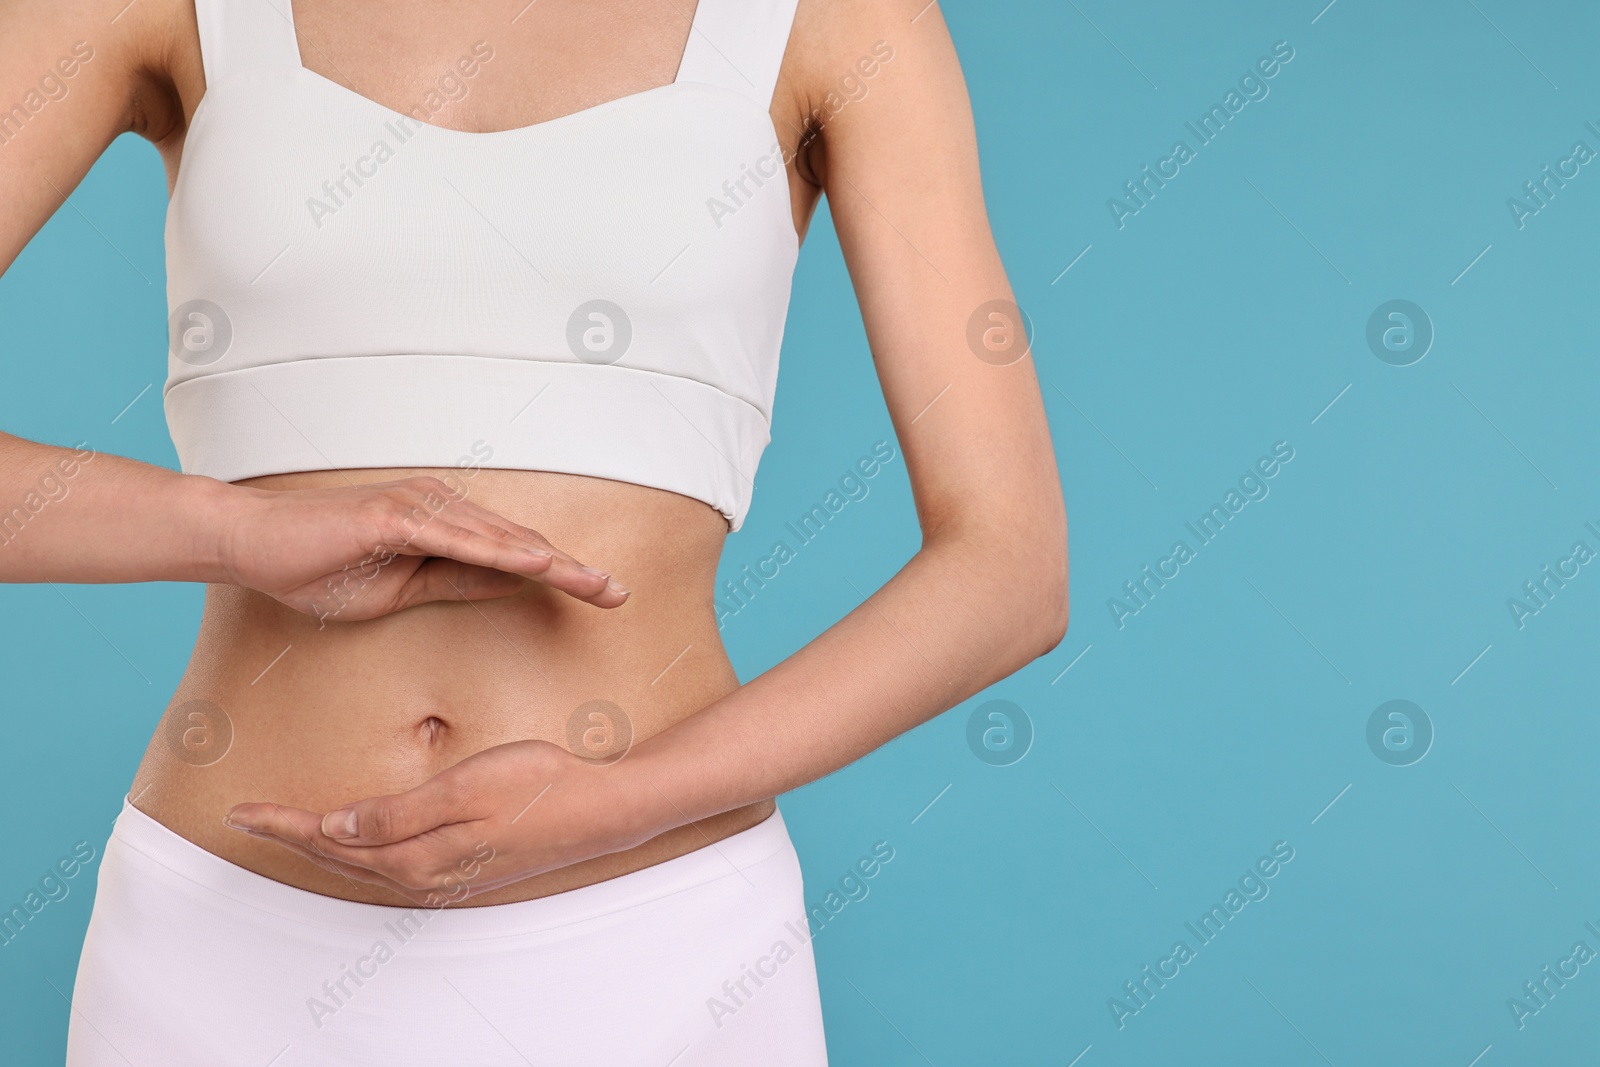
[415,715,448,745]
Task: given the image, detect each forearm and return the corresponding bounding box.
[627,527,1068,829]
[0,431,238,584]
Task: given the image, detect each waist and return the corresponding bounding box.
[106,797,796,939]
[132,465,771,906]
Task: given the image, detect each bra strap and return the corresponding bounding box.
[194,0,304,89]
[676,0,801,109]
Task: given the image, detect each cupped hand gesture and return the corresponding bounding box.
[218,475,627,623]
[224,739,664,905]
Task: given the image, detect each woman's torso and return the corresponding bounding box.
[129,0,822,906]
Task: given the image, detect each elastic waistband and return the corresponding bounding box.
[109,799,792,942]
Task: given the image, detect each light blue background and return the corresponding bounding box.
[3,1,1598,1064]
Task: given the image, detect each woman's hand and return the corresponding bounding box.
[221,740,667,904]
[219,475,629,623]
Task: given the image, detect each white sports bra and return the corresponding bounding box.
[165,0,802,530]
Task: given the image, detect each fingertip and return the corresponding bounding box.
[574,564,610,590]
[579,583,630,609]
[323,809,359,840]
[223,806,261,834]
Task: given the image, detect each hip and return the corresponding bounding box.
[68,799,827,1066]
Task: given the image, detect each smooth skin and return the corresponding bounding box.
[1,0,1067,907]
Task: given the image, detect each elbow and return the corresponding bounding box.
[1003,532,1071,661]
[937,502,1067,662]
[1011,542,1068,661]
[1033,576,1070,659]
[1019,498,1069,660]
[1047,597,1070,654]
[1032,520,1070,658]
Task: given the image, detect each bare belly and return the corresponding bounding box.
[130,466,773,906]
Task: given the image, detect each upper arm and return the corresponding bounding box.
[790,0,1065,556]
[0,0,181,276]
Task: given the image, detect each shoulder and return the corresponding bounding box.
[776,0,972,186]
[782,0,934,106]
[787,0,928,60]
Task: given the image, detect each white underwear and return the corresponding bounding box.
[68,800,828,1065]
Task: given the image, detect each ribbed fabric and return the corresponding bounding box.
[167,0,802,528]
